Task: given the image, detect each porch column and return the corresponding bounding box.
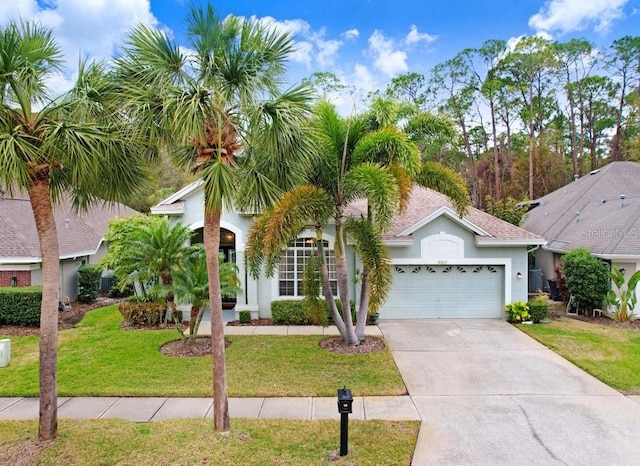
[234,249,259,317]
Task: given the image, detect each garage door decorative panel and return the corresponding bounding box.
[383,265,504,319]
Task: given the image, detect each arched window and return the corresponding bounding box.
[278,238,337,297]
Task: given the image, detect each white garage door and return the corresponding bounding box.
[383,265,504,318]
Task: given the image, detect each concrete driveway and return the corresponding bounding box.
[379,319,640,466]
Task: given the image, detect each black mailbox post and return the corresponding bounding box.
[337,387,353,456]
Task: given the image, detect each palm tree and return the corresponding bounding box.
[122,218,193,318]
[114,5,313,432]
[0,21,149,440]
[173,245,242,342]
[246,102,469,344]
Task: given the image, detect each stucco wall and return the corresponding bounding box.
[163,191,533,317]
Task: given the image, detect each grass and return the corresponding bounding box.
[0,305,406,397]
[518,317,640,394]
[0,418,420,465]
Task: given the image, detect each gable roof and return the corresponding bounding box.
[150,180,203,215]
[346,185,544,246]
[0,192,138,263]
[522,161,640,259]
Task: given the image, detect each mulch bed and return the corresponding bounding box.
[319,336,385,354]
[227,318,274,326]
[159,337,231,357]
[546,300,640,330]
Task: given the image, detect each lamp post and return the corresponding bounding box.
[337,387,353,456]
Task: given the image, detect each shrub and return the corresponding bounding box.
[554,264,570,304]
[239,310,251,324]
[505,301,530,323]
[0,286,42,326]
[118,300,165,326]
[108,282,134,298]
[271,300,310,325]
[562,248,609,313]
[77,264,102,303]
[272,298,355,325]
[528,300,548,323]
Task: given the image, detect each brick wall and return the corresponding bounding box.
[0,270,32,287]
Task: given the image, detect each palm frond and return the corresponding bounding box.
[352,126,420,175]
[200,158,239,214]
[344,163,399,233]
[346,217,392,313]
[415,161,470,216]
[405,113,456,142]
[245,184,333,276]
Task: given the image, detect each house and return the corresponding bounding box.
[153,181,544,320]
[0,191,138,299]
[522,161,640,288]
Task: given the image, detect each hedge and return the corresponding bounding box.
[77,264,101,303]
[0,286,43,326]
[271,298,355,325]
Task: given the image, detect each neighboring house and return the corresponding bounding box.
[523,161,640,287]
[152,181,544,320]
[0,191,138,299]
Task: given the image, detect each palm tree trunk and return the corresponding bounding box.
[316,229,347,337]
[334,217,358,345]
[355,265,370,342]
[204,208,230,433]
[27,177,59,441]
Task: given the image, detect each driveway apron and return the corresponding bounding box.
[379,319,640,466]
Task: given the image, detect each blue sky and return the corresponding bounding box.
[1,0,639,98]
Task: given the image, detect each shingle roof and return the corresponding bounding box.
[522,161,640,257]
[0,192,138,261]
[345,185,543,243]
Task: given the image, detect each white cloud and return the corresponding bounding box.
[343,28,359,40]
[315,37,342,67]
[1,0,158,97]
[252,16,311,37]
[0,0,37,24]
[529,0,629,35]
[252,16,343,68]
[368,30,408,77]
[353,63,376,92]
[405,25,437,46]
[291,40,313,67]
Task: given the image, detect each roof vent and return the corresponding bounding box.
[574,174,579,181]
[602,199,607,204]
[575,211,580,223]
[65,219,70,229]
[621,195,626,208]
[590,169,600,175]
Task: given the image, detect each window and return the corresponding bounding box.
[278,238,337,297]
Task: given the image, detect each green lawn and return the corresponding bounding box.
[518,317,640,394]
[0,306,405,397]
[0,418,420,465]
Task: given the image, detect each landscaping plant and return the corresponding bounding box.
[605,266,640,322]
[562,248,609,314]
[505,301,531,323]
[76,264,102,304]
[528,293,549,323]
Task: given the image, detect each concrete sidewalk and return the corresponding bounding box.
[0,324,405,423]
[199,322,384,336]
[0,395,420,422]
